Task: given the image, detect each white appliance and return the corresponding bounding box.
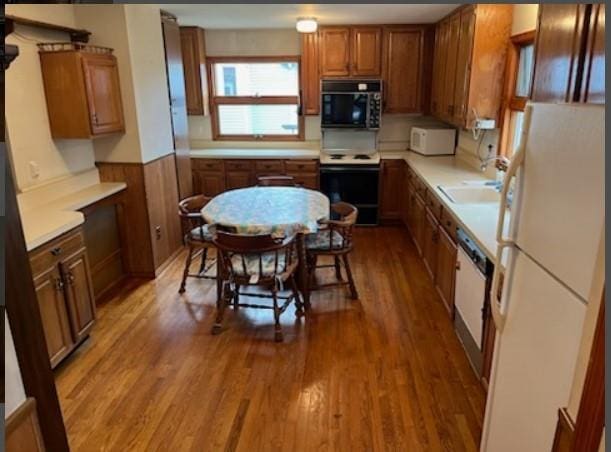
[481,103,605,452]
[410,126,456,156]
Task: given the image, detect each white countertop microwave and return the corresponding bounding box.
[410,126,456,156]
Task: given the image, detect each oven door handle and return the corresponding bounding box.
[320,166,380,173]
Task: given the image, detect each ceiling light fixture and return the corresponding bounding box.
[296,17,317,33]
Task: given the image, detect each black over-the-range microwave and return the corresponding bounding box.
[320,79,382,130]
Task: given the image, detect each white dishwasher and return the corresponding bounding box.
[454,228,493,375]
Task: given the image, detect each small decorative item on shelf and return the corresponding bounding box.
[37,42,113,55]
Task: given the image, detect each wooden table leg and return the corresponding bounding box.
[216,252,222,309]
[297,233,311,310]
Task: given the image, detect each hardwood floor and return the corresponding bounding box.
[55,227,485,451]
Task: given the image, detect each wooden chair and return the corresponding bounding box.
[213,231,302,342]
[306,202,359,299]
[257,175,298,187]
[178,194,216,293]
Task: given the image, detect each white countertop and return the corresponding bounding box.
[20,182,126,252]
[191,148,320,159]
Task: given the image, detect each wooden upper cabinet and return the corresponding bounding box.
[532,4,587,103]
[319,27,351,76]
[431,5,512,128]
[300,32,320,115]
[453,8,475,124]
[383,27,425,113]
[180,26,210,115]
[40,46,125,139]
[351,27,382,76]
[580,3,605,104]
[81,54,125,135]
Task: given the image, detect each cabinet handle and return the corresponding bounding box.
[66,271,75,285]
[92,113,98,125]
[54,278,64,291]
[50,247,62,256]
[455,261,461,271]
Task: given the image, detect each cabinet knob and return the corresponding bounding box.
[67,271,75,285]
[54,278,64,291]
[50,247,62,256]
[455,261,461,271]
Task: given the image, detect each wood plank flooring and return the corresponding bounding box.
[55,227,485,451]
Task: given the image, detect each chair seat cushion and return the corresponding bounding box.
[189,224,214,242]
[306,229,345,250]
[230,252,288,277]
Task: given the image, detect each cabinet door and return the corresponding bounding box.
[430,24,447,115]
[580,3,605,104]
[193,170,226,197]
[81,54,125,135]
[226,171,253,190]
[287,173,319,190]
[412,194,426,255]
[60,249,96,343]
[400,166,411,226]
[379,160,404,220]
[163,19,193,201]
[33,266,73,367]
[435,226,457,316]
[383,27,423,113]
[422,210,439,280]
[532,4,587,102]
[180,27,209,115]
[352,27,382,76]
[301,32,320,115]
[442,14,461,120]
[319,27,351,77]
[453,8,475,125]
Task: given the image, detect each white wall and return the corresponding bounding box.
[74,4,174,164]
[5,5,97,191]
[5,313,27,418]
[512,4,539,35]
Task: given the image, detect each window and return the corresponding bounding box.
[209,57,303,140]
[500,31,535,159]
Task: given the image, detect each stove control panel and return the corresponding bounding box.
[368,93,381,129]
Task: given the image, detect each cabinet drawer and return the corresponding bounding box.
[439,206,458,242]
[226,160,254,171]
[413,177,427,199]
[287,173,319,190]
[192,159,223,171]
[285,160,318,173]
[255,160,284,173]
[30,228,86,278]
[425,191,442,219]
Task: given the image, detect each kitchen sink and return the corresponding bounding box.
[438,185,501,204]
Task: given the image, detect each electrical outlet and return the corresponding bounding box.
[475,118,496,130]
[29,161,40,180]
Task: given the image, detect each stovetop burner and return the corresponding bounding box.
[354,154,371,160]
[330,154,344,160]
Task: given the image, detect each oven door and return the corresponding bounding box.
[320,165,379,225]
[321,93,369,128]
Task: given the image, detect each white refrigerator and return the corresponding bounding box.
[480,103,605,451]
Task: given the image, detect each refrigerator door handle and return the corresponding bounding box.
[490,241,512,332]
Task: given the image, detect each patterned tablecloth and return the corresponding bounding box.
[201,186,330,236]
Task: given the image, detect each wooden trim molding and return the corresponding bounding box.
[5,149,70,451]
[552,407,576,452]
[573,294,605,451]
[6,398,45,452]
[552,293,605,452]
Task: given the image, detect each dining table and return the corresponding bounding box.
[201,186,331,308]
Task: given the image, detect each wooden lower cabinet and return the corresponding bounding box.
[435,226,457,315]
[191,158,319,194]
[422,209,439,279]
[411,193,426,255]
[33,266,74,368]
[379,160,405,221]
[29,227,96,368]
[60,248,96,343]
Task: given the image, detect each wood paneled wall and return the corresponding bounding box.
[97,154,183,278]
